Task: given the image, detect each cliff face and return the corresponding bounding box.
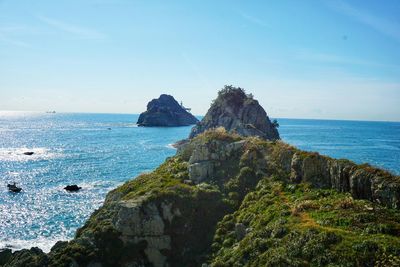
[137,94,198,127]
[189,86,280,140]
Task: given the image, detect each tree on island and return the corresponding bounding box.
[272,119,279,128]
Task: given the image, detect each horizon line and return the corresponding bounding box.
[0,110,399,123]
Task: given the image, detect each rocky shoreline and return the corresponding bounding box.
[1,87,399,267]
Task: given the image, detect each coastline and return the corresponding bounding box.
[0,113,399,257]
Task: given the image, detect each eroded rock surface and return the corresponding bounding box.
[189,86,279,140]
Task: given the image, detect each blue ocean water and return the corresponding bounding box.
[0,112,399,252]
[278,118,400,174]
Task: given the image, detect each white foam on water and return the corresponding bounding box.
[166,143,177,149]
[0,236,70,253]
[0,147,63,162]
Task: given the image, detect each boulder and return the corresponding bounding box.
[137,94,198,127]
[189,86,280,140]
[185,135,247,184]
[64,185,82,192]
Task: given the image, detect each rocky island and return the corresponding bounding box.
[189,85,279,140]
[137,94,199,127]
[1,87,400,267]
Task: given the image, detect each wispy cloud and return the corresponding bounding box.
[37,15,107,40]
[237,10,270,28]
[326,0,400,43]
[0,33,30,47]
[0,26,32,47]
[295,50,400,70]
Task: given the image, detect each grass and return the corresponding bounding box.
[209,179,400,267]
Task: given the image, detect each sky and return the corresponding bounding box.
[0,0,399,121]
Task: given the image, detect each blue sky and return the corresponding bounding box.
[0,0,399,121]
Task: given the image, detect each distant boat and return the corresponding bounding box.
[7,183,22,193]
[46,111,56,114]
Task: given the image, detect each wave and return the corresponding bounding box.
[166,143,177,149]
[0,147,63,162]
[0,236,70,253]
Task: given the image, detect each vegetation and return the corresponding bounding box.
[210,180,400,267]
[272,119,280,128]
[210,85,256,109]
[2,130,400,267]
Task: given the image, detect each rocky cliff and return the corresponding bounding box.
[137,94,198,127]
[2,90,400,267]
[2,129,399,267]
[189,86,279,140]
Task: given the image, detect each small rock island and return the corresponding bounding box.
[137,94,199,127]
[189,85,280,140]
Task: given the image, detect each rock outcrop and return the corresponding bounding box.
[64,185,82,192]
[137,94,198,127]
[179,128,400,209]
[189,86,279,140]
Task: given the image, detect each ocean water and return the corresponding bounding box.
[278,118,400,174]
[0,112,399,252]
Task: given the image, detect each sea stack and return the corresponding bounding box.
[137,94,199,127]
[189,85,280,140]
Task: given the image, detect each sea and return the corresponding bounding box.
[0,112,399,252]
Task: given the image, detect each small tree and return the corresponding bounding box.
[272,119,279,128]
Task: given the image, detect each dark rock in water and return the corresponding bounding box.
[7,183,22,193]
[189,85,280,140]
[137,94,199,127]
[23,152,34,156]
[64,185,82,192]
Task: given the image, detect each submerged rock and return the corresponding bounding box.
[189,85,280,140]
[137,94,198,127]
